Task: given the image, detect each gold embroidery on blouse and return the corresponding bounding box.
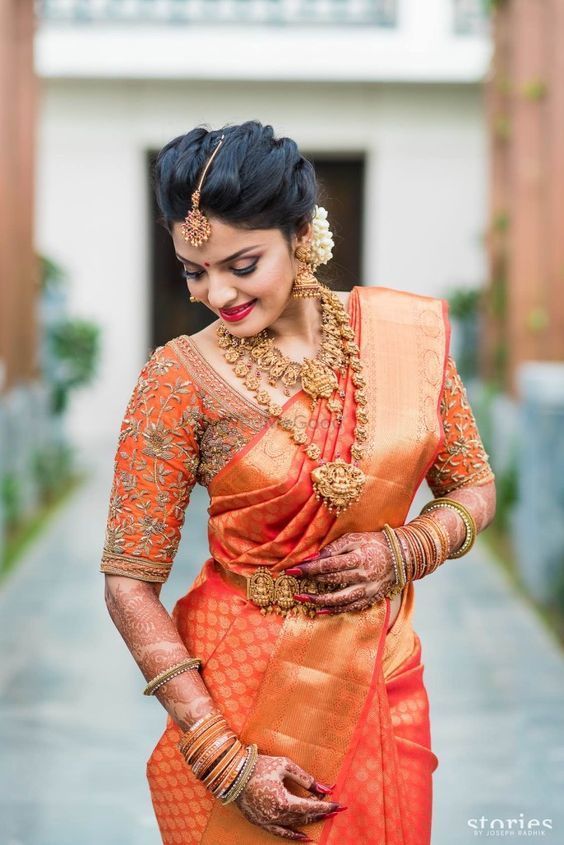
[426,355,495,497]
[197,418,249,488]
[172,334,269,430]
[100,342,205,582]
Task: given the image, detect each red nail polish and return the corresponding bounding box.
[314,781,334,793]
[284,567,303,576]
[293,593,312,602]
[323,807,347,819]
[316,608,332,615]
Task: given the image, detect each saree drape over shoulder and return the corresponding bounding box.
[101,286,495,844]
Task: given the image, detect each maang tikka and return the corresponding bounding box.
[181,133,225,247]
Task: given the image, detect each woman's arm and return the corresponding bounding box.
[422,477,496,556]
[104,574,218,729]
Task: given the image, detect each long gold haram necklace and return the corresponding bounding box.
[216,285,368,516]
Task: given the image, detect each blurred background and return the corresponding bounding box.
[1,1,563,843]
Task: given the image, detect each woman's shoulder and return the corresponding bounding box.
[132,338,207,416]
[356,283,446,305]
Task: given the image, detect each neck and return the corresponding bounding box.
[267,295,323,349]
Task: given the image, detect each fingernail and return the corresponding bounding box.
[302,553,321,562]
[314,780,334,793]
[293,593,312,602]
[296,837,313,843]
[327,806,348,815]
[316,608,332,615]
[284,567,303,576]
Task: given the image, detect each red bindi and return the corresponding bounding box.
[203,261,210,267]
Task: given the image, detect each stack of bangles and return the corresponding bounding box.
[143,660,258,803]
[177,712,259,805]
[383,496,478,597]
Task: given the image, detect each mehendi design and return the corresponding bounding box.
[295,532,397,613]
[234,754,343,839]
[104,576,217,731]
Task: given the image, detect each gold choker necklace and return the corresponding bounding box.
[216,285,368,515]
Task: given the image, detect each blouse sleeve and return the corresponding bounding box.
[425,354,495,498]
[100,341,205,583]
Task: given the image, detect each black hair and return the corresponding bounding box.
[152,120,319,244]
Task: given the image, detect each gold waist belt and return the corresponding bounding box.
[212,559,333,618]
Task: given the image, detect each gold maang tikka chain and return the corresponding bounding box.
[181,134,225,247]
[216,284,368,516]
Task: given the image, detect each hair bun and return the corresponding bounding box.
[153,120,318,240]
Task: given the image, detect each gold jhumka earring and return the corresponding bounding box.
[181,133,226,247]
[291,242,322,299]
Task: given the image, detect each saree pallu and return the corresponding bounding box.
[147,286,450,844]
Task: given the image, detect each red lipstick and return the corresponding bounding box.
[219,299,257,322]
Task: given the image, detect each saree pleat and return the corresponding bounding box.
[147,285,449,844]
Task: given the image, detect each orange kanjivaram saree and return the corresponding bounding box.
[141,286,450,844]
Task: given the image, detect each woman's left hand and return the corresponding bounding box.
[284,531,399,614]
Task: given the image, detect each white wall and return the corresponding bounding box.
[35,0,490,83]
[35,79,487,446]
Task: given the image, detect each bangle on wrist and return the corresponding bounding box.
[419,497,476,558]
[382,524,407,596]
[143,657,202,696]
[177,711,259,803]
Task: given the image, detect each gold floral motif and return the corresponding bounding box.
[426,355,495,497]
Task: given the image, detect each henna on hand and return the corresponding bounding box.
[293,532,397,614]
[104,575,219,731]
[234,754,344,840]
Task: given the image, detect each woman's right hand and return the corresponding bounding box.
[234,753,346,841]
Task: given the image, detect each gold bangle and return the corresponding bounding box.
[179,717,227,761]
[178,714,224,756]
[188,725,237,778]
[221,744,259,805]
[420,497,477,558]
[382,524,406,596]
[202,739,243,789]
[193,734,238,780]
[216,750,248,799]
[143,657,202,696]
[184,724,230,765]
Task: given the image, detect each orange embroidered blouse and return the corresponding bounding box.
[100,335,495,583]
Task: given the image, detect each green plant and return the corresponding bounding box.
[482,0,509,13]
[493,447,519,532]
[521,79,548,101]
[47,318,101,414]
[447,287,483,321]
[493,115,511,142]
[32,442,75,502]
[39,254,68,292]
[446,287,484,381]
[1,473,21,530]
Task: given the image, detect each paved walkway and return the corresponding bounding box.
[1,446,563,844]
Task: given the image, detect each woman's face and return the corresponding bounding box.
[171,217,310,337]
